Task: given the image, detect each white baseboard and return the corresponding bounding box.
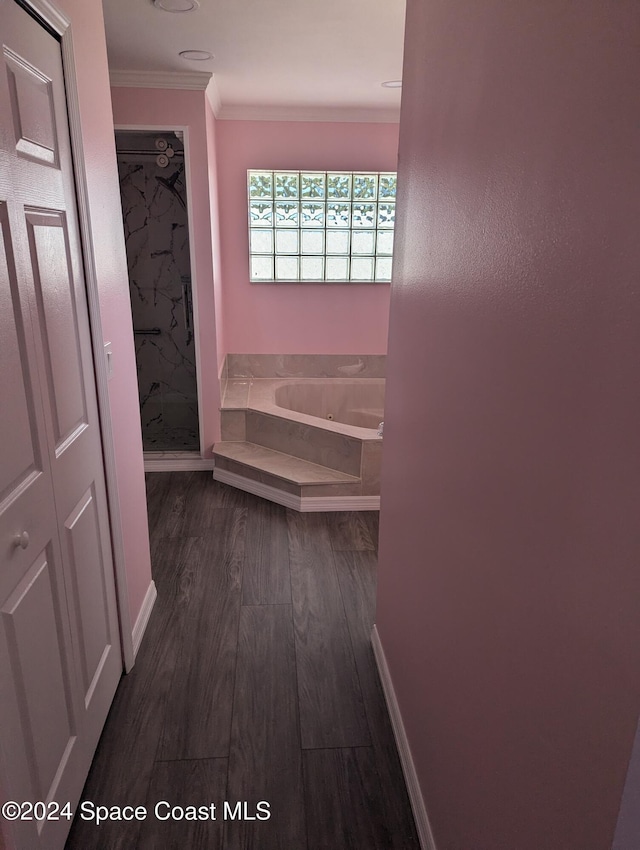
[371,625,437,850]
[144,451,215,472]
[131,581,157,659]
[213,467,380,512]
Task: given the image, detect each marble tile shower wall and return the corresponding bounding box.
[118,157,199,451]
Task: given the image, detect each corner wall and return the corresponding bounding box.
[205,96,226,377]
[376,1,640,848]
[215,119,399,355]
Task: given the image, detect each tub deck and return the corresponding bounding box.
[213,378,384,512]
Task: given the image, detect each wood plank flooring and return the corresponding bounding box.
[64,472,419,850]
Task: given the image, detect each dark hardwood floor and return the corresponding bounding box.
[65,472,419,850]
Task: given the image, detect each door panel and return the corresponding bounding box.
[64,485,112,706]
[26,209,87,448]
[0,540,84,850]
[3,45,58,167]
[0,4,124,848]
[2,548,78,801]
[0,203,42,504]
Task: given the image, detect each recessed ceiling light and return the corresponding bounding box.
[381,80,402,88]
[179,49,213,61]
[153,0,200,11]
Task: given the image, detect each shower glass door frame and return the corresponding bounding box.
[115,123,204,457]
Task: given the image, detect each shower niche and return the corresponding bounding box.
[116,130,199,452]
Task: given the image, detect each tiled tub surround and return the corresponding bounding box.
[214,356,385,511]
[224,353,386,380]
[117,133,199,452]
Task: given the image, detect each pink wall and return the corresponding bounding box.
[55,0,152,628]
[110,87,222,448]
[376,2,640,849]
[215,120,399,355]
[205,99,226,376]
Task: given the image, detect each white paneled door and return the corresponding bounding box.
[0,2,123,848]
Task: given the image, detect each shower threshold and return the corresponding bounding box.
[143,451,215,472]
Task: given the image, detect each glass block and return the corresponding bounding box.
[353,174,377,200]
[326,202,350,228]
[379,174,397,199]
[250,229,274,254]
[301,172,325,199]
[248,170,395,285]
[275,255,299,280]
[250,255,274,280]
[249,171,273,198]
[378,202,396,229]
[275,172,299,199]
[301,230,324,254]
[350,257,374,281]
[326,256,349,280]
[327,173,351,199]
[301,256,324,280]
[352,203,376,228]
[301,202,324,227]
[250,201,273,227]
[275,229,299,254]
[375,257,393,281]
[326,230,350,255]
[376,230,394,255]
[274,202,299,227]
[351,230,375,255]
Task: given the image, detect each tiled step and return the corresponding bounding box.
[244,410,362,476]
[213,441,361,491]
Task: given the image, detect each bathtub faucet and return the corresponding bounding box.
[377,421,384,437]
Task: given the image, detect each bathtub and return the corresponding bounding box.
[245,378,385,439]
[275,379,384,430]
[218,375,385,510]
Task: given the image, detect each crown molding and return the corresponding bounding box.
[215,103,400,124]
[108,71,399,123]
[109,70,212,90]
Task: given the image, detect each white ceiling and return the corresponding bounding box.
[102,0,406,120]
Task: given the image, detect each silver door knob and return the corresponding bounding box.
[13,531,30,550]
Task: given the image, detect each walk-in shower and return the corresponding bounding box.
[115,130,199,452]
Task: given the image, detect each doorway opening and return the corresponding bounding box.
[115,129,200,454]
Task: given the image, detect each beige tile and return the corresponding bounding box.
[226,354,252,378]
[214,455,299,493]
[226,354,386,379]
[300,482,363,498]
[213,441,359,485]
[213,455,233,473]
[253,470,300,494]
[222,379,250,409]
[245,378,277,407]
[361,439,383,496]
[246,411,362,476]
[221,411,246,441]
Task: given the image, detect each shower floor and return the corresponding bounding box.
[139,396,199,451]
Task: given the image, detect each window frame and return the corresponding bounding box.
[247,169,397,284]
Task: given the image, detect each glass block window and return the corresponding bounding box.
[248,170,396,282]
